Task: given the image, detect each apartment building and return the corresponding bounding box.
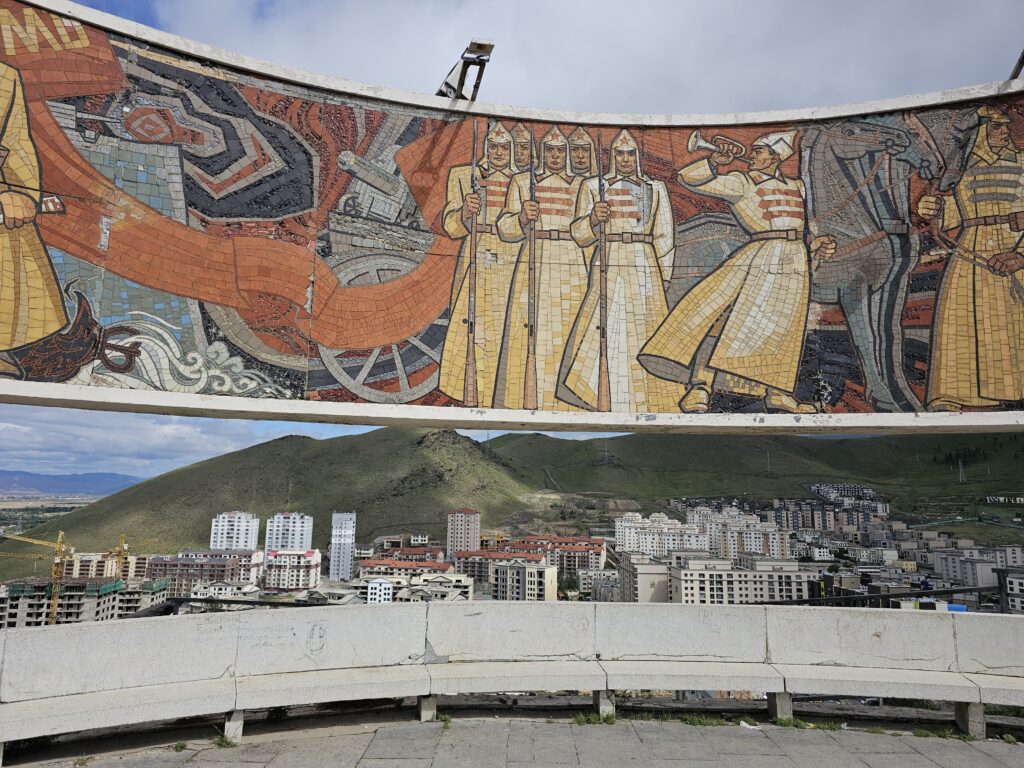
[590,570,621,602]
[329,511,357,581]
[446,509,481,556]
[615,512,706,556]
[146,554,241,598]
[178,548,263,584]
[0,577,169,627]
[209,511,260,550]
[356,573,473,603]
[264,512,314,551]
[63,552,147,581]
[617,553,670,603]
[492,559,557,601]
[358,559,454,577]
[452,550,545,585]
[388,546,446,562]
[669,555,814,605]
[263,549,322,592]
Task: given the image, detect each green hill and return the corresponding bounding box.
[0,428,532,580]
[489,432,1024,510]
[1,428,1022,580]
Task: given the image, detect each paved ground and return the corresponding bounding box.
[19,717,1024,768]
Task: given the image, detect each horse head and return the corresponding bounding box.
[817,119,911,161]
[911,107,979,192]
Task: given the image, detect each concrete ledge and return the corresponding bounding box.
[426,661,606,695]
[0,678,236,743]
[601,660,784,693]
[774,665,980,702]
[963,674,1024,707]
[235,666,430,710]
[425,603,597,662]
[953,614,1024,676]
[595,605,767,663]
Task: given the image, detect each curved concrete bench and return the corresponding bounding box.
[0,603,1022,763]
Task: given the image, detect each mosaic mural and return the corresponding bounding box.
[0,2,1021,416]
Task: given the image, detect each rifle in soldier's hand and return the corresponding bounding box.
[464,118,480,407]
[523,127,539,410]
[595,130,611,412]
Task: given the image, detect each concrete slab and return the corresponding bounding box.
[773,665,980,702]
[360,721,443,759]
[570,722,644,762]
[904,736,1007,768]
[955,615,1024,677]
[0,678,236,742]
[700,727,786,755]
[234,665,431,709]
[601,660,783,693]
[234,605,427,676]
[859,756,942,768]
[1,613,241,702]
[631,721,718,761]
[767,608,957,672]
[969,740,1024,768]
[828,729,917,754]
[266,734,372,768]
[426,660,606,695]
[425,603,596,662]
[506,720,578,764]
[595,604,767,662]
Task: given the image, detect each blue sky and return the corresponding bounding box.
[3,0,1023,477]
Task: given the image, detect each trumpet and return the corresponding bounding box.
[687,129,748,162]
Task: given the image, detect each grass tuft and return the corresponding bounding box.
[213,733,237,748]
[682,713,729,727]
[435,713,452,729]
[815,721,842,731]
[173,742,187,752]
[773,717,808,729]
[1002,733,1019,745]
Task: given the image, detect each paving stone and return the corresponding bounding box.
[903,737,1008,768]
[266,734,371,767]
[969,741,1024,768]
[631,721,718,761]
[786,750,870,768]
[765,727,842,752]
[355,760,433,768]
[506,721,578,764]
[700,727,786,755]
[571,723,644,762]
[859,755,942,768]
[829,730,917,754]
[362,722,443,759]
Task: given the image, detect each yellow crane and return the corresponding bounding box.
[107,535,158,579]
[0,531,72,625]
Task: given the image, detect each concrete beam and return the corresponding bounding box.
[593,690,615,719]
[224,710,244,743]
[1,380,1023,435]
[954,702,985,739]
[767,692,793,721]
[418,695,437,723]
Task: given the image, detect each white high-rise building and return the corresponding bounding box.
[265,512,314,551]
[209,511,260,551]
[263,549,321,592]
[446,508,481,557]
[329,512,356,581]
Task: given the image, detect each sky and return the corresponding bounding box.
[3,0,1023,477]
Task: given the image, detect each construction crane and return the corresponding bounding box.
[0,531,72,625]
[108,535,158,580]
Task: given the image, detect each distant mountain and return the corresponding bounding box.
[0,470,142,495]
[0,427,1021,581]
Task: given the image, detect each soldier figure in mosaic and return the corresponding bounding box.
[918,106,1024,411]
[494,126,588,410]
[639,131,836,414]
[559,129,686,412]
[568,127,596,177]
[0,63,67,378]
[438,122,520,407]
[511,122,535,173]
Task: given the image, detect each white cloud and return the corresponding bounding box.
[0,405,372,477]
[146,0,1024,115]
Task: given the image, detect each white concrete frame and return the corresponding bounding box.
[5,1,1024,434]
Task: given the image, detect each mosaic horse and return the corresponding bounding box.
[802,111,970,411]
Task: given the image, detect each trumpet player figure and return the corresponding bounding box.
[917,106,1024,412]
[639,130,837,414]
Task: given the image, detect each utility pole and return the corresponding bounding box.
[766,448,772,476]
[958,458,966,484]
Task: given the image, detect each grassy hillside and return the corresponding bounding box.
[2,428,1021,580]
[489,432,1024,512]
[0,428,532,580]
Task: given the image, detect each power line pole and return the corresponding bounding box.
[958,458,966,484]
[766,448,772,476]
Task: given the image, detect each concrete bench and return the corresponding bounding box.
[1,602,1023,760]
